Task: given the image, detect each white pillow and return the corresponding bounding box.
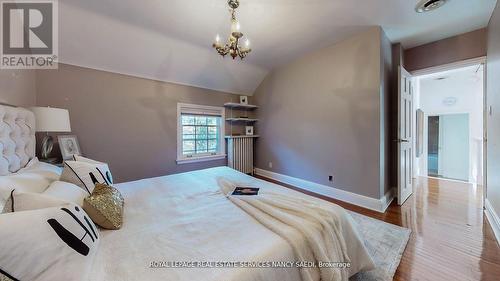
[2,190,68,213]
[17,158,62,182]
[0,203,99,281]
[0,159,63,209]
[60,159,113,195]
[44,181,88,206]
[0,162,62,202]
[73,155,114,184]
[18,157,40,170]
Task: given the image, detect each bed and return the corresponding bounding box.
[89,167,374,281]
[0,104,374,281]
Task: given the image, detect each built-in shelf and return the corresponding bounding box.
[226,118,258,122]
[225,135,259,139]
[223,102,258,110]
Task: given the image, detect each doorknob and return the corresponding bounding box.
[393,139,410,143]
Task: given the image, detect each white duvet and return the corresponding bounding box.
[89,167,374,281]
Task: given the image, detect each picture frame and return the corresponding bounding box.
[245,126,254,136]
[239,95,248,105]
[57,135,82,160]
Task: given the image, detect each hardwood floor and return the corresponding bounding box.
[256,175,500,281]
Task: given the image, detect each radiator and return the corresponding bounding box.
[227,137,254,174]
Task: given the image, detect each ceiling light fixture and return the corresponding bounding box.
[415,0,448,13]
[213,0,251,60]
[443,97,458,106]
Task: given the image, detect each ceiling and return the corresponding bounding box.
[59,0,497,95]
[418,64,483,119]
[419,64,484,83]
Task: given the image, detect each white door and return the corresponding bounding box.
[398,66,414,205]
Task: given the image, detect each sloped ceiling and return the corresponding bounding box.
[59,0,497,95]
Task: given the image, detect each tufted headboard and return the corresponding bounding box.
[0,104,36,176]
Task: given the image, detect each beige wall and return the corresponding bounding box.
[404,28,487,72]
[0,69,36,107]
[36,64,249,183]
[253,27,391,199]
[487,3,500,225]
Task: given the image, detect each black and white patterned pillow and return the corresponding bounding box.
[0,203,99,281]
[72,156,114,184]
[60,158,113,195]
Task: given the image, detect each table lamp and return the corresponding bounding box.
[30,107,71,161]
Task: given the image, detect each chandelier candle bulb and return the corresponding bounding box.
[231,20,241,33]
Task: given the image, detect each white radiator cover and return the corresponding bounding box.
[227,137,255,174]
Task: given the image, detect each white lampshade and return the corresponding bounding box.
[30,107,71,132]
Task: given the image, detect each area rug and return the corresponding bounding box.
[348,211,411,281]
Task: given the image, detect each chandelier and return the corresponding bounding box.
[212,0,251,60]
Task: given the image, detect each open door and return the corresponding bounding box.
[397,66,414,205]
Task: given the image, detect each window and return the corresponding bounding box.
[177,103,225,164]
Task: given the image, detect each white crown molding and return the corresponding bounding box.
[485,199,500,245]
[254,168,395,213]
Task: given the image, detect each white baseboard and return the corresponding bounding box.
[254,168,395,213]
[485,199,500,245]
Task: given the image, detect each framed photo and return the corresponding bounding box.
[239,95,248,105]
[245,126,254,136]
[57,135,81,160]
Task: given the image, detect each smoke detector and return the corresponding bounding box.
[416,0,448,13]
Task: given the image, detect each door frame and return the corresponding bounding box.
[410,57,486,77]
[410,56,487,206]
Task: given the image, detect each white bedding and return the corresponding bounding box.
[89,167,374,281]
[0,158,62,202]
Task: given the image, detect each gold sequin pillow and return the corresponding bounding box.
[83,183,124,230]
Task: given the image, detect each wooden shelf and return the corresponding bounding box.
[225,135,259,139]
[224,102,258,109]
[226,118,258,122]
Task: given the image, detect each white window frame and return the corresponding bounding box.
[176,103,226,164]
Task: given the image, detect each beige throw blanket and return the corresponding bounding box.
[219,178,351,281]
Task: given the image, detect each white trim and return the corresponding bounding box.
[411,57,486,77]
[177,103,226,164]
[176,154,226,164]
[483,61,488,209]
[485,199,500,245]
[254,168,395,213]
[380,187,396,212]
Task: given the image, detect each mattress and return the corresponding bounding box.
[88,167,373,281]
